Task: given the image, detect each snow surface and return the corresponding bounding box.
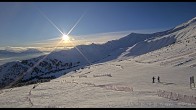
[0,60,196,108]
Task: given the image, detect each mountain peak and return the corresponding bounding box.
[172,17,196,31]
[186,16,196,24]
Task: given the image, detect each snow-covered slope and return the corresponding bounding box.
[0,17,196,90]
[118,17,196,58]
[0,57,196,107]
[132,17,196,67]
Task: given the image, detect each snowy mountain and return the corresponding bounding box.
[0,17,196,89]
[131,17,196,67]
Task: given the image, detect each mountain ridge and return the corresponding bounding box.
[0,17,196,89]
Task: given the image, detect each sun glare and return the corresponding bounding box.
[62,34,70,42]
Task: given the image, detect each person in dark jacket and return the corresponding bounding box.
[158,76,160,83]
[152,76,155,83]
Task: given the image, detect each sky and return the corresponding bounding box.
[0,2,196,51]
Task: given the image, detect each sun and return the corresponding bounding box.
[62,34,70,42]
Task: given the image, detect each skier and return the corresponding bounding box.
[33,85,36,89]
[152,76,155,83]
[158,76,160,83]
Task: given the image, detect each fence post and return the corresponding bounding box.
[190,76,195,89]
[193,76,195,88]
[190,76,192,89]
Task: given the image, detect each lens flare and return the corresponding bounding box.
[62,34,70,42]
[4,5,91,89]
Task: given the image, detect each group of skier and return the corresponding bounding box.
[152,76,160,83]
